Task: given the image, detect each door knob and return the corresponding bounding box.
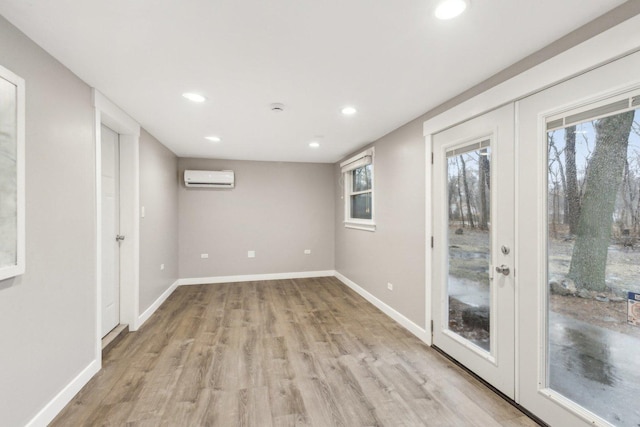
[495,265,510,276]
[116,235,125,241]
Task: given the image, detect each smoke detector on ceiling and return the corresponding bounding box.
[270,103,285,112]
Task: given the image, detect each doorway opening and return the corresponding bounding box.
[93,90,140,366]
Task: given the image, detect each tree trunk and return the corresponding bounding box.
[478,150,490,230]
[568,112,634,291]
[635,186,640,234]
[565,125,581,234]
[455,157,466,227]
[549,135,568,226]
[620,159,633,230]
[448,180,455,220]
[460,155,475,229]
[551,180,559,239]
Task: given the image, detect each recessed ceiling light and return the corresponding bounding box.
[434,0,468,20]
[341,106,357,115]
[182,92,206,103]
[205,136,221,142]
[309,141,320,148]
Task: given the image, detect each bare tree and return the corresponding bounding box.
[460,154,475,229]
[619,159,634,231]
[448,177,456,220]
[455,157,466,228]
[636,179,640,234]
[549,134,567,227]
[478,150,490,230]
[565,125,581,234]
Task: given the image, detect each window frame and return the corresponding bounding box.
[341,148,376,231]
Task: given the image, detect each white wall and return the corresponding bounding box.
[139,129,179,313]
[179,158,334,279]
[0,15,96,426]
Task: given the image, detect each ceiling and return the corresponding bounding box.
[0,0,628,163]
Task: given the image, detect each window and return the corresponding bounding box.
[543,90,640,426]
[341,148,375,231]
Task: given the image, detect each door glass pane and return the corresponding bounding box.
[447,145,491,351]
[547,107,640,426]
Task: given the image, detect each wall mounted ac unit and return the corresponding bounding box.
[184,170,235,188]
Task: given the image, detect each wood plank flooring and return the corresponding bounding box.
[51,277,537,426]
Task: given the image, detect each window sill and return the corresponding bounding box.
[344,221,376,232]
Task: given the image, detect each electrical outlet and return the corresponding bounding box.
[160,263,165,270]
[201,253,209,259]
[304,249,311,255]
[387,282,393,291]
[248,250,256,258]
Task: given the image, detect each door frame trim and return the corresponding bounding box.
[93,90,140,366]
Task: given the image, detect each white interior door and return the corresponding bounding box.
[517,50,640,427]
[101,124,120,337]
[432,103,515,398]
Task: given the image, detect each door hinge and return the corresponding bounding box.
[430,320,434,335]
[431,152,434,164]
[431,236,434,248]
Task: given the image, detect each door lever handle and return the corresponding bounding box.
[116,235,125,241]
[495,265,510,276]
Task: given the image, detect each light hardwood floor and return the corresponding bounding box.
[52,277,538,426]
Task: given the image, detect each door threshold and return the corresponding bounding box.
[101,324,129,356]
[431,345,548,427]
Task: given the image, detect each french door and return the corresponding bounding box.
[432,103,515,398]
[432,50,640,426]
[517,51,640,427]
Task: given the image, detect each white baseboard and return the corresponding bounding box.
[178,270,336,286]
[25,359,100,427]
[135,279,180,329]
[334,271,430,344]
